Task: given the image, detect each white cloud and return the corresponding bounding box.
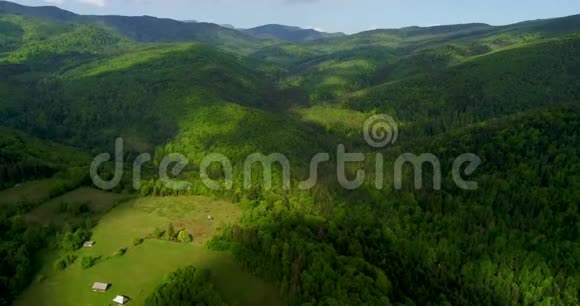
[307,26,325,32]
[77,0,107,7]
[44,0,65,4]
[43,0,108,7]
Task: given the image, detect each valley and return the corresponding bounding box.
[0,1,579,305]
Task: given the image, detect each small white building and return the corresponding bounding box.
[113,295,130,305]
[83,241,95,248]
[208,215,214,221]
[92,282,109,292]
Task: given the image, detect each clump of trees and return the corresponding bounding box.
[80,256,101,270]
[114,248,127,257]
[210,218,393,305]
[58,228,91,252]
[133,238,144,246]
[177,231,192,243]
[163,224,176,241]
[54,254,77,271]
[145,266,226,306]
[150,224,192,244]
[0,202,47,305]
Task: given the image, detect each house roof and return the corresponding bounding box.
[113,295,130,304]
[92,282,109,291]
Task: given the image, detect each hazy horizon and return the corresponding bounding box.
[5,0,580,34]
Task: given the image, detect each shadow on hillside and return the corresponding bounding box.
[3,43,305,154]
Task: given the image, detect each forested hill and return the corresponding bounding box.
[243,24,346,42]
[0,0,265,54]
[0,0,77,21]
[2,0,580,54]
[1,1,580,305]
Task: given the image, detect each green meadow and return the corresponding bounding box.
[7,187,281,306]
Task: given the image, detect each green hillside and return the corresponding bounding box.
[0,0,266,54]
[1,2,580,305]
[344,35,580,136]
[0,128,89,190]
[1,41,284,149]
[265,14,580,103]
[243,24,345,42]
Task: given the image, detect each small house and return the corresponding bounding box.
[83,241,95,248]
[92,282,110,293]
[208,215,214,221]
[113,295,130,305]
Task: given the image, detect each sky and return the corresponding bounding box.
[8,0,580,34]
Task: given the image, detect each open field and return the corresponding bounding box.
[0,179,59,205]
[293,105,368,139]
[16,241,281,306]
[14,192,282,306]
[25,187,128,227]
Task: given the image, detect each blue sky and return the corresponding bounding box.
[10,0,580,34]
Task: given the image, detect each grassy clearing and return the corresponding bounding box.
[126,196,242,243]
[0,179,59,204]
[294,105,368,139]
[17,241,281,306]
[15,194,281,306]
[25,187,128,227]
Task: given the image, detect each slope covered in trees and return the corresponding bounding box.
[0,128,89,190]
[243,24,345,43]
[145,266,226,306]
[209,107,580,305]
[265,14,580,103]
[0,2,580,305]
[0,0,266,54]
[343,35,580,136]
[0,38,293,151]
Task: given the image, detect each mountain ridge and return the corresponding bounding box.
[0,0,264,54]
[2,0,580,45]
[243,24,345,42]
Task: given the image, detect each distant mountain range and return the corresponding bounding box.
[0,0,260,54]
[0,1,344,43]
[3,0,580,46]
[242,24,345,42]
